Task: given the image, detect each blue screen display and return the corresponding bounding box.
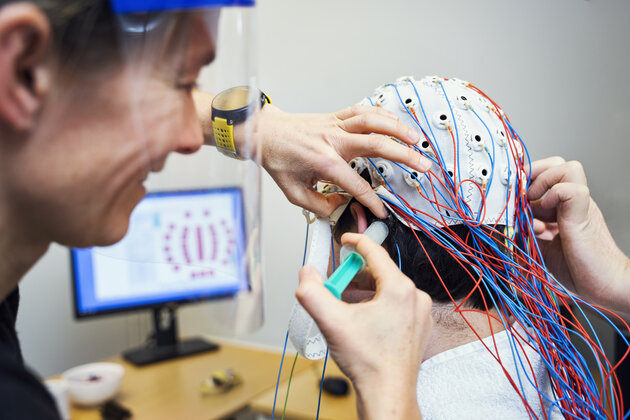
[71,188,248,316]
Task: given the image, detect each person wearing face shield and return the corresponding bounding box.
[0,0,433,418]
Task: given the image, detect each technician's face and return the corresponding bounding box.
[9,14,215,247]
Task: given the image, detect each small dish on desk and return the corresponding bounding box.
[61,362,124,407]
[200,368,243,395]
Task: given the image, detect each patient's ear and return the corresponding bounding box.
[0,3,51,131]
[350,202,368,234]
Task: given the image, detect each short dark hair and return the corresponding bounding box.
[0,0,120,69]
[333,200,503,310]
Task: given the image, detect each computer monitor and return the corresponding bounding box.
[71,188,248,365]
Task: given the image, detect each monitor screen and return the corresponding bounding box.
[71,188,248,317]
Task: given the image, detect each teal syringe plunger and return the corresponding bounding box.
[324,221,389,299]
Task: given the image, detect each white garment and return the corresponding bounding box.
[416,325,565,420]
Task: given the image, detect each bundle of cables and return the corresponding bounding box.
[276,76,629,420]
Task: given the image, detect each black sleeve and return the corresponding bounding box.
[0,345,60,420]
[0,287,60,420]
[0,288,23,364]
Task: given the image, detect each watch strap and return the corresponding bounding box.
[213,116,242,159]
[212,90,270,160]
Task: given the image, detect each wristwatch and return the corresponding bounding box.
[211,86,272,160]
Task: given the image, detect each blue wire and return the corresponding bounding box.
[316,349,329,420]
[331,235,335,271]
[439,81,465,198]
[353,81,624,417]
[271,331,290,420]
[272,223,311,420]
[315,235,336,420]
[302,223,310,266]
[375,173,618,417]
[468,106,497,221]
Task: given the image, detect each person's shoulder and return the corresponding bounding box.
[0,345,60,420]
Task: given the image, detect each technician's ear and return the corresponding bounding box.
[0,3,51,131]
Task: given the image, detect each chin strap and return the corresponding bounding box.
[287,217,332,360]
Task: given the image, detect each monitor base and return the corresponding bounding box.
[123,337,219,366]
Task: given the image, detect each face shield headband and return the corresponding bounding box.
[71,0,263,337]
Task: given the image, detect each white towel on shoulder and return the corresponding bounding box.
[416,324,564,420]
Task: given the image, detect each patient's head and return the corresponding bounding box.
[333,201,500,310]
[328,75,526,310]
[327,77,613,419]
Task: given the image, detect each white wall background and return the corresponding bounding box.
[16,0,630,377]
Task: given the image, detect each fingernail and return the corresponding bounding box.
[384,110,398,120]
[377,205,388,219]
[418,155,432,172]
[410,130,421,144]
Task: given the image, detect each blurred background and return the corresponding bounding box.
[17,0,630,377]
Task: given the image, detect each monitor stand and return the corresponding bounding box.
[123,305,219,366]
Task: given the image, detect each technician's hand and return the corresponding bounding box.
[296,233,432,420]
[527,157,630,315]
[259,104,431,219]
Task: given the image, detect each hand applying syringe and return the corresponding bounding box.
[324,221,389,299]
[295,231,433,420]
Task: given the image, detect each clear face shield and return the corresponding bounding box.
[77,0,263,335]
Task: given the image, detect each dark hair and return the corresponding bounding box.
[333,200,503,310]
[0,0,121,69]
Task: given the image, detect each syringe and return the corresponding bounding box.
[324,221,389,299]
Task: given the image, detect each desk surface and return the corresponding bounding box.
[249,358,358,420]
[65,342,314,420]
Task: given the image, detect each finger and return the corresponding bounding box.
[324,163,387,218]
[414,290,434,324]
[341,232,401,290]
[296,266,346,328]
[335,104,398,122]
[527,161,587,201]
[337,133,431,172]
[525,156,566,181]
[545,222,560,236]
[537,222,559,241]
[533,218,546,235]
[536,228,557,241]
[341,288,376,303]
[530,199,557,223]
[290,187,350,218]
[340,113,421,145]
[540,183,591,225]
[533,219,557,241]
[352,269,377,291]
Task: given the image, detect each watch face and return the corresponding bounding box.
[213,86,252,112]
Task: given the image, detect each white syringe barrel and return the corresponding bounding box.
[339,221,389,264]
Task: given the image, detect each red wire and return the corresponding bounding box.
[365,81,628,418]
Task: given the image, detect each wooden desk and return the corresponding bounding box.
[64,342,314,420]
[249,359,358,420]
